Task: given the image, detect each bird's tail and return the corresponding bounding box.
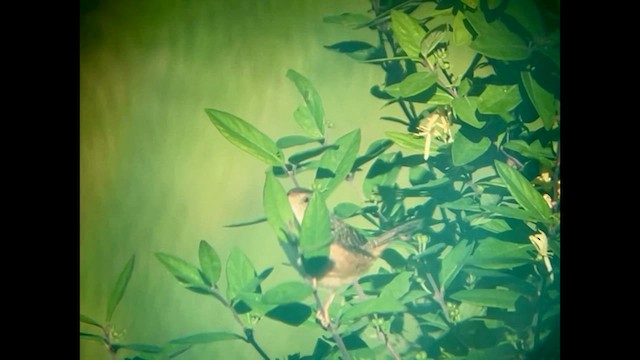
[365,218,424,255]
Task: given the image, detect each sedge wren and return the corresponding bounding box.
[287,187,422,326]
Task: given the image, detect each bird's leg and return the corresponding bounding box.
[311,278,334,329]
[353,282,366,300]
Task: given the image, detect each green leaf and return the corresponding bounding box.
[314,129,361,195]
[452,12,472,46]
[293,105,324,139]
[363,152,402,196]
[80,331,105,343]
[238,267,274,296]
[299,191,332,259]
[156,253,206,287]
[477,218,511,233]
[112,343,163,353]
[224,216,267,228]
[205,109,284,166]
[262,281,313,305]
[265,303,312,326]
[263,171,295,240]
[352,138,394,171]
[418,313,449,331]
[341,296,406,322]
[451,96,483,128]
[464,10,530,61]
[477,84,522,115]
[451,133,491,166]
[334,202,362,219]
[379,272,413,299]
[482,205,537,222]
[450,289,521,311]
[440,197,481,212]
[287,70,324,136]
[505,0,545,37]
[468,237,534,269]
[106,255,135,322]
[323,13,372,29]
[457,302,486,322]
[325,41,381,61]
[198,241,221,285]
[289,144,338,165]
[170,332,244,345]
[226,247,257,300]
[385,72,437,98]
[390,10,426,58]
[80,314,103,329]
[386,131,423,151]
[276,135,322,149]
[428,88,455,106]
[494,161,552,222]
[438,240,473,290]
[521,71,556,130]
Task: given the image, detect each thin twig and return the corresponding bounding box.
[373,320,401,360]
[311,279,351,360]
[425,273,452,323]
[209,286,270,360]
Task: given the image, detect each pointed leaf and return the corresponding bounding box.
[495,161,552,222]
[323,13,373,29]
[226,247,257,300]
[299,191,332,258]
[325,41,381,61]
[482,205,537,222]
[80,314,103,329]
[198,241,221,285]
[452,12,472,46]
[263,172,296,240]
[386,131,424,151]
[440,197,481,212]
[333,202,362,219]
[205,109,284,166]
[438,240,473,290]
[363,152,402,196]
[265,303,312,326]
[468,237,534,269]
[289,144,338,165]
[464,10,530,61]
[450,289,521,311]
[287,70,324,136]
[379,272,413,300]
[341,296,406,322]
[521,71,556,130]
[80,332,105,343]
[385,72,437,98]
[170,332,244,345]
[224,216,267,228]
[451,96,483,128]
[477,84,522,115]
[262,281,313,305]
[293,105,324,139]
[390,10,426,58]
[452,133,491,166]
[352,139,394,171]
[276,135,322,149]
[237,267,274,296]
[505,0,545,37]
[156,253,206,288]
[314,129,361,195]
[106,255,135,322]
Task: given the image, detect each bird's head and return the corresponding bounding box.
[287,187,313,225]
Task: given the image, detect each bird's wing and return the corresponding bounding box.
[364,218,424,251]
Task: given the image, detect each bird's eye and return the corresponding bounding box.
[303,196,310,203]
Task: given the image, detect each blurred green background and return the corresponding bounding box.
[80,0,407,358]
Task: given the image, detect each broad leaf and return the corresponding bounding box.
[451,133,491,166]
[505,0,545,37]
[314,129,361,195]
[495,161,552,222]
[265,303,312,326]
[299,191,332,260]
[333,202,362,219]
[482,205,537,222]
[450,289,521,311]
[452,12,472,46]
[106,255,135,322]
[363,152,402,196]
[293,105,324,139]
[287,70,325,136]
[289,144,338,165]
[379,272,413,300]
[390,10,426,58]
[205,109,284,166]
[477,218,511,233]
[226,247,257,300]
[341,296,406,322]
[170,332,244,345]
[440,197,481,212]
[386,131,424,151]
[521,71,556,130]
[261,281,313,305]
[477,84,522,115]
[468,237,534,269]
[464,10,530,61]
[451,96,483,128]
[80,332,104,343]
[156,253,206,287]
[276,135,322,149]
[385,72,437,98]
[263,171,295,240]
[198,240,221,285]
[438,239,473,290]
